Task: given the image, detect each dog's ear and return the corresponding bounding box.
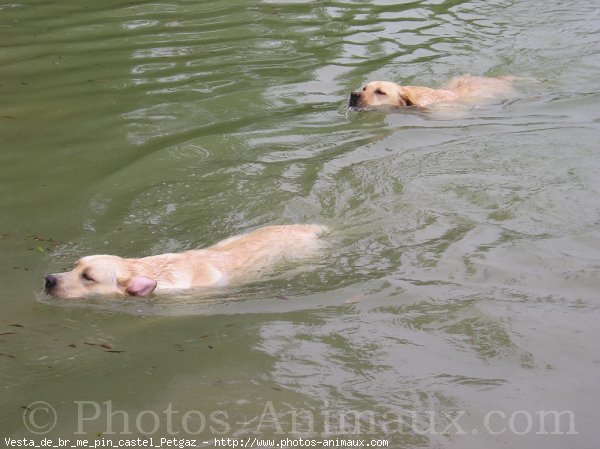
[396,87,414,107]
[124,276,157,297]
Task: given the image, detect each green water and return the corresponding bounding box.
[1,0,599,447]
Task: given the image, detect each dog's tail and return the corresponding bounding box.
[289,224,329,255]
[311,224,329,236]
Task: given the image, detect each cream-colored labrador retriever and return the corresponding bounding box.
[45,224,327,298]
[349,75,516,110]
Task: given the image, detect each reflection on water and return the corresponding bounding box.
[1,0,600,447]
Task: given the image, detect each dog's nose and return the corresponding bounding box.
[45,275,58,291]
[349,91,361,107]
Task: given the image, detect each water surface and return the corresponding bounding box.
[1,0,599,447]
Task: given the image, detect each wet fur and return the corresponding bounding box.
[45,224,327,298]
[349,75,517,110]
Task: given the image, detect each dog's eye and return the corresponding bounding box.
[82,271,95,282]
[375,89,386,95]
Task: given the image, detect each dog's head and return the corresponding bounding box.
[349,81,414,109]
[44,255,157,298]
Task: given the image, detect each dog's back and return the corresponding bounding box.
[206,224,327,282]
[443,75,516,103]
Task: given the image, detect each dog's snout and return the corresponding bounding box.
[45,275,58,291]
[349,91,362,107]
